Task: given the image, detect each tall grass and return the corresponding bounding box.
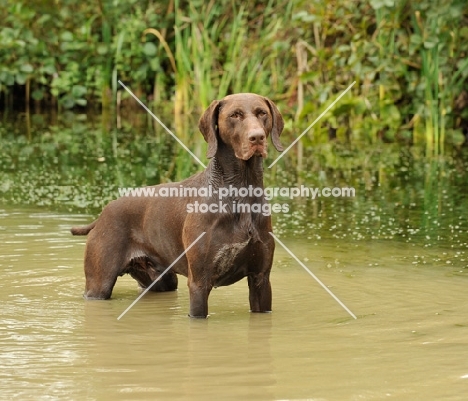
[373,0,464,155]
[173,0,293,115]
[411,10,440,156]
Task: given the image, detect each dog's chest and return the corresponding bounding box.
[213,238,250,267]
[211,238,252,286]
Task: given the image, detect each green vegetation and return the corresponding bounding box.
[0,0,467,153]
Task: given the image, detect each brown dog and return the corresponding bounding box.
[71,93,284,318]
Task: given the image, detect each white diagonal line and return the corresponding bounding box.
[117,231,206,320]
[268,81,356,168]
[269,232,357,319]
[118,80,206,168]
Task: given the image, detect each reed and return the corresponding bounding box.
[411,11,438,155]
[98,2,113,109]
[173,0,292,115]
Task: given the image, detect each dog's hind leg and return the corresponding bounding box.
[84,257,119,300]
[129,259,178,292]
[82,235,126,300]
[148,270,178,292]
[84,278,116,300]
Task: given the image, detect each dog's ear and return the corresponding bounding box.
[198,100,220,159]
[264,97,284,152]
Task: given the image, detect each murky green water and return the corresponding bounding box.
[1,206,468,400]
[2,112,468,399]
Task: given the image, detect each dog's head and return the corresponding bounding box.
[198,93,284,160]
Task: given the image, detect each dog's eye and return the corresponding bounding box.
[230,111,242,119]
[257,110,267,117]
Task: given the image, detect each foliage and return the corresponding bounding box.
[293,0,468,154]
[0,0,467,152]
[0,0,169,109]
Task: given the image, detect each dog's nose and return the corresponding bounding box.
[248,129,265,145]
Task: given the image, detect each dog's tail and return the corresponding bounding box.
[70,221,97,236]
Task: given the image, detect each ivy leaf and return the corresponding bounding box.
[16,72,27,85]
[20,63,34,73]
[143,42,157,57]
[61,95,75,109]
[42,63,56,75]
[60,31,74,42]
[32,89,44,100]
[71,85,87,98]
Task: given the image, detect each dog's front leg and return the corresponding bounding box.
[187,277,212,318]
[248,272,272,313]
[247,238,274,313]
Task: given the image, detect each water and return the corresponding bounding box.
[1,206,468,400]
[2,110,468,399]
